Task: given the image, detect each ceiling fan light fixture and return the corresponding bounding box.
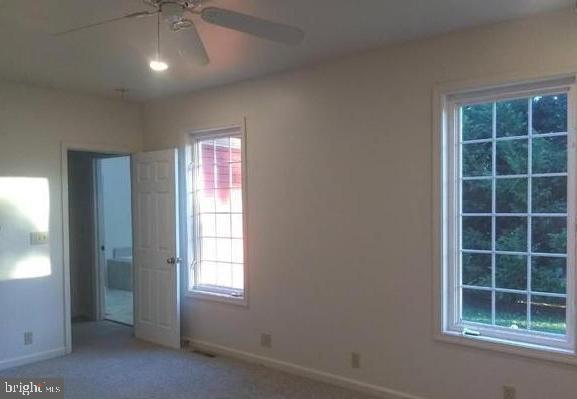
[149,59,169,71]
[149,11,169,72]
[54,1,305,71]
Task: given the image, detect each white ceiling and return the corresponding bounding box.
[0,0,570,101]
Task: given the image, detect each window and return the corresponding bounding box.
[186,126,246,300]
[441,78,576,352]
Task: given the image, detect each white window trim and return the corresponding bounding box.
[184,123,249,306]
[433,73,577,362]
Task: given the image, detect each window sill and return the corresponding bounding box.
[436,330,577,366]
[185,289,248,307]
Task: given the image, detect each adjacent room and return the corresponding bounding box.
[1,1,577,398]
[68,152,133,328]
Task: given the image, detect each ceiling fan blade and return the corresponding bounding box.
[177,22,210,66]
[201,7,304,45]
[53,10,157,36]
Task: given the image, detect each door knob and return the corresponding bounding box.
[166,257,181,264]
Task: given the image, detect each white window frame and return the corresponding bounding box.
[436,75,577,357]
[185,124,248,306]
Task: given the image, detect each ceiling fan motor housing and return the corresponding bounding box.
[161,2,185,24]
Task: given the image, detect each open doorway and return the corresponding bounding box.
[67,151,133,335]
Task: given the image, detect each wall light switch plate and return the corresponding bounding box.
[30,231,49,245]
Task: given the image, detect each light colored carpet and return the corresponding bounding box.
[105,287,133,325]
[1,321,376,399]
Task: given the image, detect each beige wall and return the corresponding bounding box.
[0,81,142,367]
[142,10,577,399]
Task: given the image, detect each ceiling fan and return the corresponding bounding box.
[54,0,305,70]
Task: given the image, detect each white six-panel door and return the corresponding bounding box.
[132,149,180,349]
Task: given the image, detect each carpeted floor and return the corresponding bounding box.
[1,321,375,399]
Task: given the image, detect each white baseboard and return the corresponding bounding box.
[187,338,426,399]
[0,347,66,371]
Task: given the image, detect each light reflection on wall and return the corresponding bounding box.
[0,177,51,281]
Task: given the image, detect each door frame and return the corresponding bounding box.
[61,141,133,354]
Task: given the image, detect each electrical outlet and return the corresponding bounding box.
[260,333,272,348]
[503,385,516,399]
[351,352,361,369]
[30,231,49,245]
[24,332,33,346]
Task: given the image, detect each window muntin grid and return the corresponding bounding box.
[458,93,569,338]
[188,132,244,296]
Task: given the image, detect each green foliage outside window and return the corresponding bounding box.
[460,94,568,334]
